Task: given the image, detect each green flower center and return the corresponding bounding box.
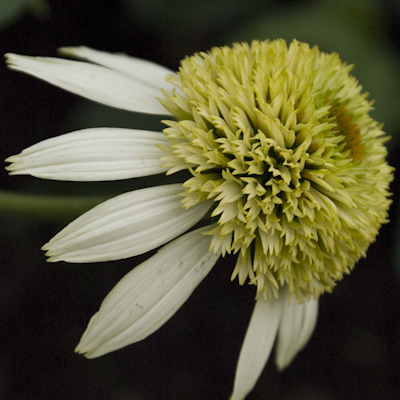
[159,39,393,302]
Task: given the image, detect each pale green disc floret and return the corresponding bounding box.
[158,39,393,302]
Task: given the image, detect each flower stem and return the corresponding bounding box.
[0,190,112,223]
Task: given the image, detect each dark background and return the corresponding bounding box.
[0,0,399,399]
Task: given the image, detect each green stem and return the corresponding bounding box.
[0,190,113,223]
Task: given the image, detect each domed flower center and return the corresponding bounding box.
[158,39,393,302]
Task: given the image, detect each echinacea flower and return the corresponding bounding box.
[5,39,393,399]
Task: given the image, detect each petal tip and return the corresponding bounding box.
[74,341,101,359]
[41,242,50,251]
[4,53,25,68]
[74,341,86,354]
[4,52,15,61]
[275,357,290,372]
[58,46,82,58]
[74,344,96,359]
[4,155,17,163]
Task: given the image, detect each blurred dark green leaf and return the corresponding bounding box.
[122,0,270,59]
[28,0,50,19]
[0,0,49,29]
[0,190,111,223]
[123,0,246,29]
[0,0,29,28]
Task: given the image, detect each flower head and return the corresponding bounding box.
[158,39,392,302]
[5,39,393,399]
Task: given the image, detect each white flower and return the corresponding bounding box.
[5,40,392,399]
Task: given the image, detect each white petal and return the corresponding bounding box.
[42,184,212,262]
[6,128,169,181]
[274,293,319,371]
[230,295,285,400]
[5,53,169,115]
[58,46,177,93]
[76,226,221,358]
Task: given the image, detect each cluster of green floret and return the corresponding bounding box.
[158,39,393,302]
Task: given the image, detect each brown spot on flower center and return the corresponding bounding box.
[330,104,365,162]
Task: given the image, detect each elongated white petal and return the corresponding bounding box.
[5,53,169,115]
[76,226,221,358]
[6,128,169,181]
[42,184,212,262]
[230,295,285,400]
[275,294,319,371]
[58,46,177,93]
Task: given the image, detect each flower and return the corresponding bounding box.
[5,39,393,399]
